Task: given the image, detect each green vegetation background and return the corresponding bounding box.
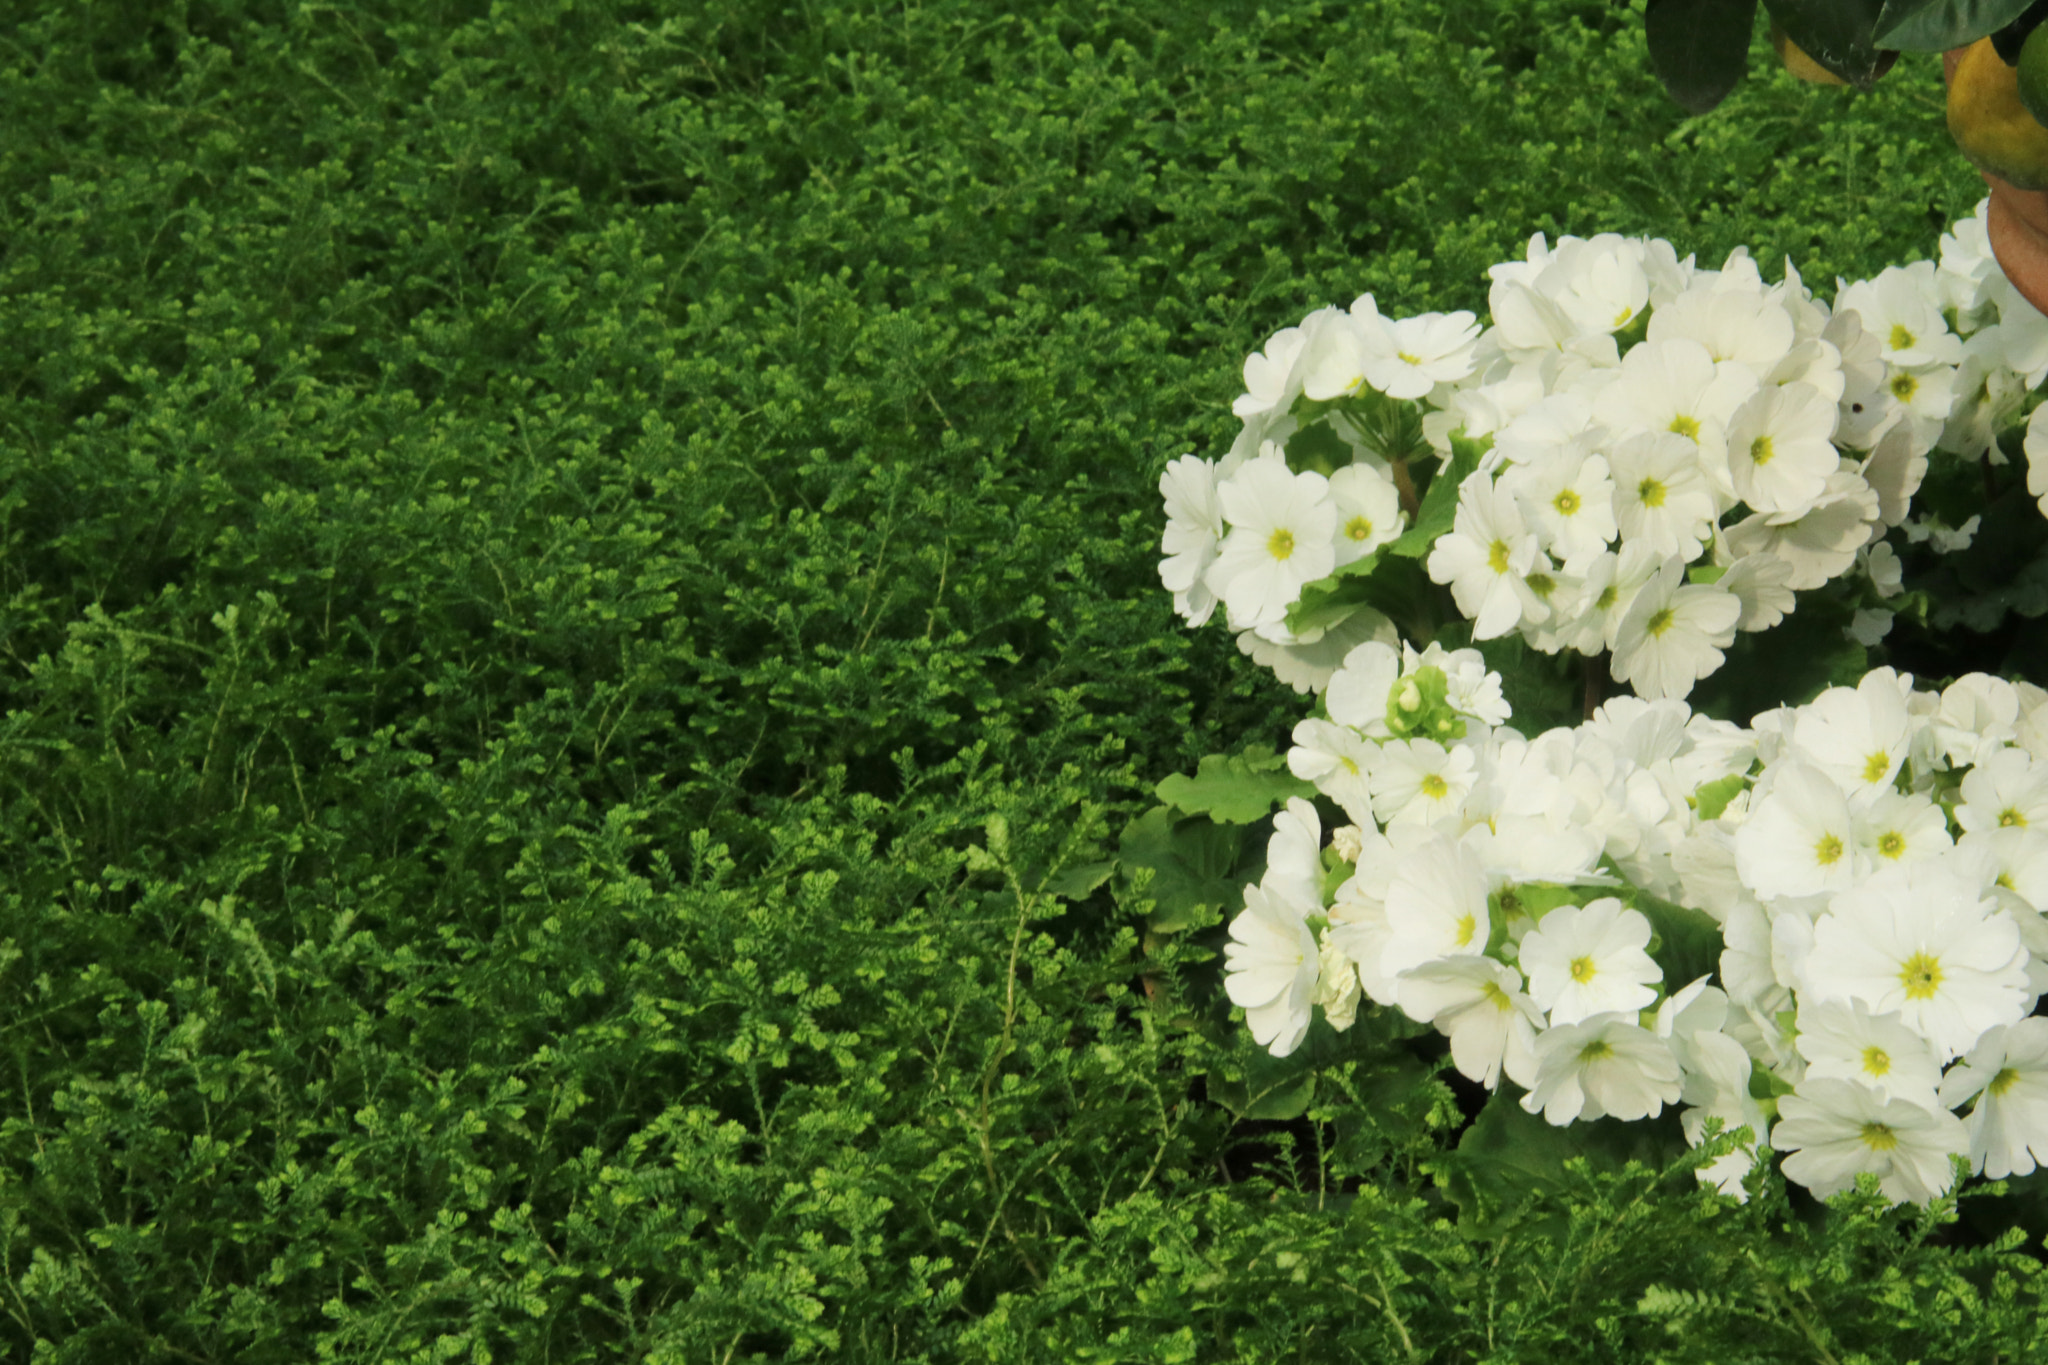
[2,0,2041,1359]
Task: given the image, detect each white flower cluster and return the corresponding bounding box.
[1223,643,2048,1207]
[1164,202,2048,697]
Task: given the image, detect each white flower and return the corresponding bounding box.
[1649,282,1795,371]
[1521,1013,1682,1125]
[1716,551,1797,632]
[1859,422,1927,527]
[1378,831,1492,978]
[1159,455,1225,627]
[1957,747,2048,835]
[1933,674,2021,769]
[1722,469,1879,590]
[1235,322,1312,418]
[1324,640,1402,737]
[1235,606,1398,696]
[1288,718,1377,824]
[1426,472,1542,640]
[2026,400,2048,521]
[1804,859,2028,1061]
[1787,670,1912,805]
[1725,382,1840,517]
[1771,1076,1969,1205]
[1794,998,1944,1111]
[1362,308,1483,400]
[1609,558,1741,702]
[1327,462,1404,565]
[1504,450,1618,568]
[1591,337,1757,498]
[1263,797,1326,917]
[1396,955,1545,1089]
[1608,430,1718,562]
[1854,791,1952,868]
[1936,1016,2048,1179]
[1518,898,1662,1025]
[1835,263,1964,370]
[1370,739,1476,827]
[1223,881,1321,1057]
[1207,454,1338,631]
[1733,761,1860,902]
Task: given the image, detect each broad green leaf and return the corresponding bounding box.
[1041,858,1116,901]
[1282,554,1381,637]
[1205,1068,1317,1122]
[1622,885,1728,992]
[1647,0,1761,114]
[1116,806,1257,933]
[1155,745,1316,824]
[1692,772,1749,822]
[1283,417,1354,476]
[1767,0,1901,86]
[1874,0,2035,51]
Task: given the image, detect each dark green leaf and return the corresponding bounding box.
[1622,885,1728,991]
[1767,0,1902,86]
[1647,0,1761,114]
[1385,435,1488,559]
[1041,858,1116,901]
[1116,805,1257,933]
[1875,0,2035,51]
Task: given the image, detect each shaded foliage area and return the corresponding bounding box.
[0,0,2038,1359]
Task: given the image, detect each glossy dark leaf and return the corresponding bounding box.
[1767,0,1902,86]
[1646,0,1761,113]
[1874,0,2035,51]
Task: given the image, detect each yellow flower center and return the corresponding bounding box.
[1889,323,1916,352]
[1595,584,1618,611]
[1646,606,1676,638]
[1861,751,1891,784]
[1488,539,1511,573]
[1454,912,1476,947]
[2001,807,2027,828]
[1898,950,1943,1001]
[1751,435,1775,467]
[1553,488,1582,516]
[1527,572,1556,599]
[1346,515,1375,542]
[1815,833,1844,866]
[1862,1045,1891,1077]
[1421,773,1449,800]
[1569,955,1597,984]
[1877,830,1906,859]
[1482,980,1512,1010]
[1990,1066,2022,1098]
[1613,306,1635,327]
[1268,528,1296,561]
[1638,476,1668,509]
[1859,1121,1899,1153]
[1341,756,1360,776]
[1397,351,1421,366]
[1669,414,1700,440]
[1890,372,1918,402]
[1578,1038,1613,1063]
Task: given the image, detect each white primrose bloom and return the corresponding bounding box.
[1224,881,1321,1058]
[1398,955,1546,1089]
[1804,858,2029,1061]
[1680,1029,1772,1199]
[1235,606,1399,697]
[1327,462,1405,565]
[1518,897,1662,1025]
[1503,450,1618,568]
[1933,674,2022,769]
[1608,430,1718,562]
[1722,469,1880,591]
[1235,321,1312,418]
[1940,329,2028,461]
[1299,303,1375,402]
[1362,307,1483,400]
[1733,761,1860,902]
[1426,472,1543,640]
[1208,453,1338,631]
[1521,1012,1682,1125]
[1787,669,1913,805]
[2027,400,2048,523]
[1860,422,1928,529]
[1324,640,1402,737]
[1771,1076,1969,1205]
[1649,280,1795,372]
[1854,791,1953,868]
[1827,307,1897,451]
[1716,551,1798,632]
[1591,336,1757,499]
[1288,717,1377,824]
[1377,830,1492,978]
[1159,455,1226,627]
[1409,640,1513,725]
[1937,1016,2048,1179]
[1960,825,2048,909]
[1834,262,1964,370]
[1326,831,1404,1007]
[1609,557,1741,702]
[1794,997,1944,1111]
[1956,747,2048,834]
[1263,797,1325,917]
[1938,198,2001,328]
[1860,540,1904,598]
[1370,738,1477,828]
[1724,381,1840,517]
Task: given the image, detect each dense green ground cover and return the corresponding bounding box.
[2,0,2043,1358]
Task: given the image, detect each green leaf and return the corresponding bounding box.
[1691,772,1749,822]
[1646,0,1761,114]
[1384,435,1487,559]
[1155,746,1316,824]
[1205,1067,1317,1122]
[1041,859,1116,901]
[1766,0,1901,86]
[1116,805,1257,933]
[1281,553,1381,637]
[1621,885,1728,992]
[1874,0,2035,51]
